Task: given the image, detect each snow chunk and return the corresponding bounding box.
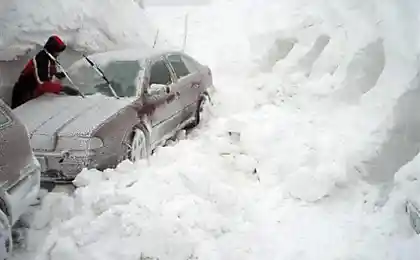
[73,168,105,188]
[286,166,337,202]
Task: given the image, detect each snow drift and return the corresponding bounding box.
[0,0,162,105]
[8,0,420,259]
[0,0,157,60]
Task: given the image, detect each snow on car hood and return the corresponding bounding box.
[13,94,134,151]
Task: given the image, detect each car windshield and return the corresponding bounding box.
[65,59,144,98]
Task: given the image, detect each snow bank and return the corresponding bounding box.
[20,110,420,259]
[147,0,420,187]
[0,0,165,105]
[0,0,158,60]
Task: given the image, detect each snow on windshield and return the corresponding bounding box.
[66,59,144,98]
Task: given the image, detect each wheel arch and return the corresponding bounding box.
[121,120,151,159]
[0,191,12,225]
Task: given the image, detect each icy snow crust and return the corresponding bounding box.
[10,0,420,259]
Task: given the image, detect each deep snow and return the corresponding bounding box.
[7,0,420,259]
[0,0,164,105]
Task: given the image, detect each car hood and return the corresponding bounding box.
[13,94,135,151]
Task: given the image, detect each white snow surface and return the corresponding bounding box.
[9,0,420,259]
[0,0,159,61]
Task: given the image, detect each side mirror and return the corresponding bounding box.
[148,84,171,95]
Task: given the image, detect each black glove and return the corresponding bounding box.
[62,86,81,96]
[55,72,66,80]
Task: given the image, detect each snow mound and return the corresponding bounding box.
[22,116,420,259]
[0,0,158,61]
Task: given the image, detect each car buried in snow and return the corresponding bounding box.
[13,49,214,184]
[0,99,41,259]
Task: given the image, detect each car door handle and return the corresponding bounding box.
[191,83,200,88]
[166,91,180,103]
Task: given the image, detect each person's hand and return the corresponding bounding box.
[62,85,81,96]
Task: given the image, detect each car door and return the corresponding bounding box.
[165,53,202,120]
[144,57,183,144]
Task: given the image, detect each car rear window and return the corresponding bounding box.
[167,54,191,79]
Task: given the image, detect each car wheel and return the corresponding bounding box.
[0,210,11,260]
[186,94,211,129]
[129,127,148,163]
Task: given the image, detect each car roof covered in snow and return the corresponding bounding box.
[85,48,177,64]
[68,48,182,71]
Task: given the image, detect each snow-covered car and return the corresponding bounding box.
[13,49,213,184]
[0,99,41,258]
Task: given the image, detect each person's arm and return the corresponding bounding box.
[33,53,51,83]
[33,53,62,94]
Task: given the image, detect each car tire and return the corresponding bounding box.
[129,126,149,163]
[0,210,11,260]
[186,94,210,129]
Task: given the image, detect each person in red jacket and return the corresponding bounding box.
[11,35,80,109]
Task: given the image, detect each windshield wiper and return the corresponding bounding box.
[82,54,120,99]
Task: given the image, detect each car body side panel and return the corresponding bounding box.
[0,100,40,225]
[0,101,33,189]
[6,156,40,224]
[142,56,184,144]
[89,105,141,171]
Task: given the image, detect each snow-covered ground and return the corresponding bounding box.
[8,0,420,259]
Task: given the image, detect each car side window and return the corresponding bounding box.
[181,55,199,73]
[149,59,173,86]
[167,54,191,79]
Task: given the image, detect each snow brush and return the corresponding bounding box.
[44,50,85,98]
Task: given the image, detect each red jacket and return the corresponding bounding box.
[11,35,66,109]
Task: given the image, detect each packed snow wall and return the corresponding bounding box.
[0,0,159,105]
[239,0,420,185]
[149,0,420,188]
